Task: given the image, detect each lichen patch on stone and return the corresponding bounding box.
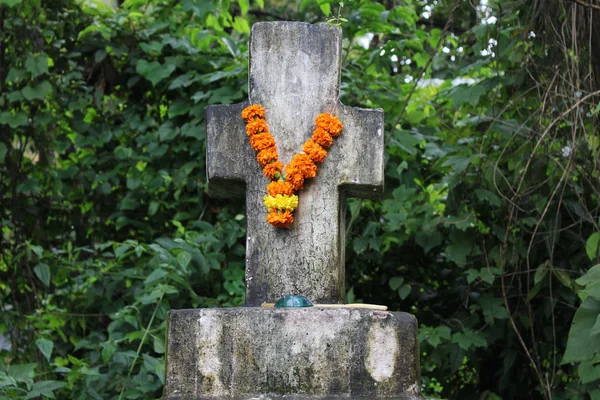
[365,323,399,382]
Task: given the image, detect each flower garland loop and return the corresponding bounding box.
[241,104,343,228]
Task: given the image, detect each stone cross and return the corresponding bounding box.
[206,22,384,306]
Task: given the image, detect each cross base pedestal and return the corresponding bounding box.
[164,308,422,400]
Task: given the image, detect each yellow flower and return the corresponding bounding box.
[263,194,299,211]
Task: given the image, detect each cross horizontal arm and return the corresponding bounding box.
[206,102,251,198]
[336,104,385,198]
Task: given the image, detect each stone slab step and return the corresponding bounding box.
[164,307,422,400]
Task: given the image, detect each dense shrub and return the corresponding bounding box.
[1,0,599,399]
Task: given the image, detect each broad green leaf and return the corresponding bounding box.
[7,90,23,103]
[26,380,66,399]
[238,0,249,15]
[534,260,550,285]
[36,338,53,361]
[553,268,573,290]
[445,238,471,267]
[465,269,479,284]
[168,72,197,90]
[449,84,487,106]
[22,80,52,101]
[318,0,330,16]
[142,353,161,372]
[415,231,442,253]
[593,102,600,115]
[591,314,600,336]
[149,201,160,216]
[562,298,600,363]
[126,176,141,190]
[452,330,487,350]
[577,354,600,383]
[177,251,192,269]
[0,0,22,7]
[181,0,216,16]
[419,326,451,347]
[136,59,176,86]
[346,286,355,303]
[155,361,166,384]
[479,294,508,324]
[102,343,116,363]
[255,0,264,7]
[587,232,600,260]
[34,263,51,287]
[145,269,169,284]
[140,41,163,54]
[6,68,30,87]
[191,91,210,103]
[153,335,165,354]
[94,49,106,63]
[479,267,499,284]
[31,245,44,258]
[231,16,250,34]
[114,145,132,160]
[115,217,129,232]
[168,99,191,118]
[443,154,479,173]
[392,130,420,155]
[583,281,600,300]
[158,121,178,141]
[579,359,600,384]
[405,109,426,125]
[466,268,500,285]
[114,244,131,259]
[8,363,36,383]
[0,111,27,128]
[474,189,502,207]
[25,54,49,77]
[87,386,104,400]
[576,264,600,286]
[389,276,404,291]
[138,287,168,304]
[398,284,411,299]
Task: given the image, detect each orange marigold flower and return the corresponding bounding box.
[249,132,276,151]
[315,113,343,136]
[267,210,294,229]
[267,180,294,197]
[290,153,317,179]
[256,146,278,167]
[246,119,269,136]
[302,139,327,163]
[312,127,333,148]
[285,166,305,191]
[263,161,283,179]
[241,104,265,122]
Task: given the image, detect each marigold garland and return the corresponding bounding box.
[264,194,299,211]
[242,104,343,228]
[312,127,334,148]
[303,139,327,163]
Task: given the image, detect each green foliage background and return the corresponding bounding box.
[1,0,600,398]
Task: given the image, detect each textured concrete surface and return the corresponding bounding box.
[206,22,384,306]
[164,308,421,400]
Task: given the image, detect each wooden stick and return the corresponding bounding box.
[261,302,387,311]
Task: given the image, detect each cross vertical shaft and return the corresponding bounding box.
[206,22,384,306]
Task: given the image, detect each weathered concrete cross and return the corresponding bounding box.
[206,22,384,306]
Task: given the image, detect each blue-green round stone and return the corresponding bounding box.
[274,295,313,308]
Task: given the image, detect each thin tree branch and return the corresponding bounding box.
[566,0,600,11]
